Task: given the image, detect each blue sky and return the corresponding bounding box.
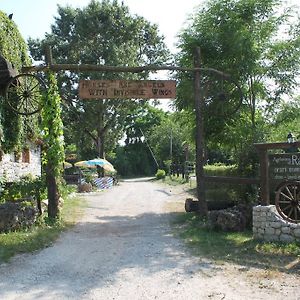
[0,0,203,53]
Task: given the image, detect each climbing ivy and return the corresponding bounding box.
[42,72,65,218]
[0,11,29,69]
[42,72,65,177]
[0,10,38,153]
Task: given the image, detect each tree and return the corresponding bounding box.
[176,0,300,170]
[269,96,300,142]
[149,110,195,169]
[114,103,167,176]
[28,0,169,160]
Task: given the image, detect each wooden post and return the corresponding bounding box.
[45,45,53,66]
[194,47,208,216]
[258,149,270,205]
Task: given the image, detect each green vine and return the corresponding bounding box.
[0,10,39,153]
[42,72,65,180]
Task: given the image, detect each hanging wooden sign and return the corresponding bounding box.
[79,79,176,99]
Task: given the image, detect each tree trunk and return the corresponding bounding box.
[97,100,105,177]
[46,163,60,219]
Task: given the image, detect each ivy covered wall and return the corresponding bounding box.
[0,11,37,154]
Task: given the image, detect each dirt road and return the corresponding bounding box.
[0,178,299,299]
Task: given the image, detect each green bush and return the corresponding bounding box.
[0,175,47,203]
[155,169,166,179]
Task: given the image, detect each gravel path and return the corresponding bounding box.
[0,178,299,300]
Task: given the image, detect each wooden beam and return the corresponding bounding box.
[203,176,260,185]
[22,63,231,77]
[254,141,300,150]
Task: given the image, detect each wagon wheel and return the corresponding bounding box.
[204,73,243,118]
[5,73,46,115]
[275,181,300,224]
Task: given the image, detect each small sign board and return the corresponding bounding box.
[269,153,300,180]
[79,80,176,99]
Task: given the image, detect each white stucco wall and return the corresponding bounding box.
[0,144,41,182]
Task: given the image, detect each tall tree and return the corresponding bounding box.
[176,0,300,169]
[28,0,169,160]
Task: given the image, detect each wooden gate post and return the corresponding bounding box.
[194,47,208,216]
[258,148,269,205]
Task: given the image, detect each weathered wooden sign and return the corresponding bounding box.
[269,153,300,180]
[79,80,176,99]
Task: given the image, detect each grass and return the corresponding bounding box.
[0,189,86,264]
[173,212,300,271]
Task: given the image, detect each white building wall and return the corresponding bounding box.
[0,144,41,182]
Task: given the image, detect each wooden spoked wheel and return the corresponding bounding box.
[275,181,300,224]
[204,74,243,118]
[5,73,46,115]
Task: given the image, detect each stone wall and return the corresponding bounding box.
[253,205,300,243]
[0,143,41,182]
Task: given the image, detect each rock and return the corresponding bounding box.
[0,201,38,233]
[207,204,253,232]
[78,182,92,193]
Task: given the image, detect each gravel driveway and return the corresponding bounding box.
[0,178,299,299]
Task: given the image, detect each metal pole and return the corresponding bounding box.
[194,47,208,216]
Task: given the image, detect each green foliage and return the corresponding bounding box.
[42,72,65,179]
[149,111,195,168]
[114,143,156,177]
[0,175,46,203]
[204,164,237,176]
[268,97,300,142]
[0,11,29,69]
[155,169,166,179]
[28,1,169,159]
[175,0,300,171]
[0,11,39,153]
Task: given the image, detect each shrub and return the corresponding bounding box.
[156,169,166,179]
[0,175,47,203]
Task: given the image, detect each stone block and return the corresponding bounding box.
[259,205,274,212]
[265,235,279,242]
[280,234,295,243]
[282,227,291,234]
[293,228,300,238]
[289,223,300,230]
[269,222,282,229]
[265,228,275,235]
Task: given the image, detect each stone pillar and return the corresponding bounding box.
[253,205,300,243]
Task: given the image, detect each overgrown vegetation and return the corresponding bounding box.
[173,213,300,270]
[0,175,46,204]
[0,11,39,154]
[0,185,84,264]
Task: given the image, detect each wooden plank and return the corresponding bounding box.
[79,79,176,99]
[254,141,300,150]
[203,175,260,185]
